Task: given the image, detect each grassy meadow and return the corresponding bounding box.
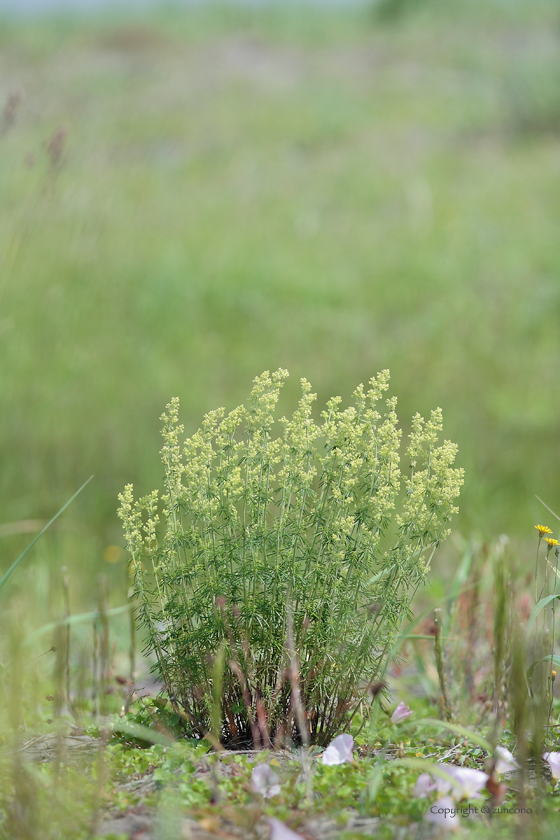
[1,1,560,836]
[1,1,560,571]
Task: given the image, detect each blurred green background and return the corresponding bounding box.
[1,0,560,606]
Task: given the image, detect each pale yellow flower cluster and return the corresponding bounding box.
[117,369,463,736]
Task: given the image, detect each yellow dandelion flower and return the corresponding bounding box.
[535,524,553,537]
[545,537,559,549]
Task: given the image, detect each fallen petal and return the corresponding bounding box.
[269,817,305,840]
[495,746,519,775]
[543,752,560,781]
[321,733,354,765]
[434,772,453,796]
[441,765,489,800]
[414,772,438,798]
[252,764,281,798]
[423,796,461,830]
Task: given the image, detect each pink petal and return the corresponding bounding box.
[495,746,519,775]
[424,796,461,830]
[544,752,560,781]
[321,733,354,765]
[414,772,438,798]
[269,818,305,840]
[440,765,488,799]
[251,764,281,798]
[391,702,413,724]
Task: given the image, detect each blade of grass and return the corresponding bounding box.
[525,591,560,638]
[383,582,476,666]
[526,654,560,681]
[110,719,175,747]
[24,604,131,645]
[413,718,492,752]
[0,475,93,592]
[433,608,453,722]
[406,634,453,640]
[535,496,560,522]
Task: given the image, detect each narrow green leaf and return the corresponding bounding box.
[452,545,474,593]
[111,719,174,747]
[413,718,492,752]
[366,566,395,586]
[525,591,560,638]
[364,749,386,805]
[24,604,131,645]
[536,496,560,523]
[0,476,94,592]
[405,634,453,640]
[383,583,476,665]
[526,654,560,681]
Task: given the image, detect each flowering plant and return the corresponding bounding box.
[118,370,462,746]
